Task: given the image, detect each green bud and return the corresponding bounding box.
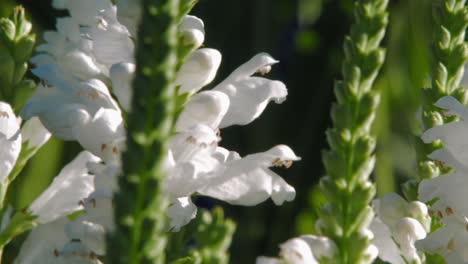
[0,18,15,41]
[347,205,375,236]
[325,128,351,155]
[402,179,420,201]
[12,62,27,86]
[318,205,343,237]
[334,81,347,104]
[12,7,32,40]
[418,161,441,179]
[423,111,444,128]
[322,150,347,180]
[331,103,353,130]
[434,63,448,94]
[343,37,356,61]
[438,26,451,49]
[319,176,343,204]
[348,184,375,217]
[13,35,35,63]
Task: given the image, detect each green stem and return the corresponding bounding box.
[107,1,182,263]
[318,0,388,263]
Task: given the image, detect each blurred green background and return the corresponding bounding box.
[0,0,432,262]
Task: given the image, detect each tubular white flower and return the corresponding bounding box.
[415,96,468,262]
[256,235,337,264]
[175,91,230,132]
[14,218,70,264]
[65,220,106,255]
[29,151,99,223]
[370,217,405,264]
[180,15,205,49]
[116,0,141,36]
[166,125,221,198]
[89,8,134,67]
[0,102,21,183]
[71,108,125,163]
[54,0,112,26]
[109,62,135,111]
[167,197,197,231]
[198,145,299,206]
[21,117,51,149]
[175,48,222,95]
[371,193,428,264]
[214,53,288,128]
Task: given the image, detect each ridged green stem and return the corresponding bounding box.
[415,0,468,181]
[107,1,181,263]
[318,0,388,263]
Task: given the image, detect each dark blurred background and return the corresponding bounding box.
[0,0,432,262]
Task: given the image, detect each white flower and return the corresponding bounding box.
[53,0,112,26]
[116,0,141,36]
[179,15,205,49]
[165,124,221,198]
[14,218,70,264]
[167,197,197,231]
[65,220,106,255]
[89,7,134,67]
[0,102,21,183]
[371,193,428,264]
[175,91,230,132]
[256,235,337,264]
[71,108,125,163]
[198,145,299,206]
[21,117,51,149]
[109,62,135,111]
[29,151,99,223]
[416,96,468,262]
[175,48,222,95]
[214,53,287,128]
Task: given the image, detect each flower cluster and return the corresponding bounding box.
[13,0,298,261]
[416,96,468,263]
[370,193,429,264]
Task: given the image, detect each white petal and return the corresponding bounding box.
[279,237,318,264]
[229,53,279,80]
[0,102,20,139]
[67,0,112,26]
[65,220,105,255]
[198,145,298,206]
[73,108,125,163]
[214,53,286,128]
[434,96,468,119]
[79,196,114,231]
[255,257,282,264]
[14,218,69,264]
[30,54,56,67]
[370,218,405,264]
[179,15,205,48]
[175,91,229,131]
[116,0,141,36]
[90,18,134,66]
[394,218,426,263]
[110,62,135,111]
[29,151,99,223]
[375,193,407,228]
[21,117,51,149]
[299,235,337,260]
[0,102,21,182]
[167,197,197,231]
[59,50,102,80]
[176,48,222,94]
